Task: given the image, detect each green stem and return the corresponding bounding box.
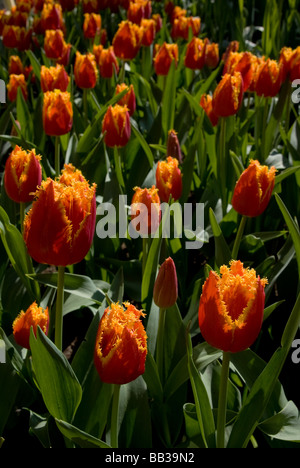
[219,117,227,216]
[142,237,150,274]
[156,307,166,382]
[20,202,25,234]
[55,136,60,177]
[261,97,269,162]
[83,88,88,126]
[113,146,125,191]
[55,266,65,351]
[111,384,121,449]
[217,351,231,448]
[231,215,247,260]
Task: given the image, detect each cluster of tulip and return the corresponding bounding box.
[2,0,278,387]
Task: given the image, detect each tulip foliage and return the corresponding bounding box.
[0,0,300,451]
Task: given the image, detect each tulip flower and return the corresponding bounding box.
[212,72,244,118]
[23,164,97,267]
[102,104,131,147]
[40,64,70,92]
[115,83,136,116]
[130,185,161,236]
[140,18,156,46]
[184,37,207,70]
[98,46,119,78]
[13,302,49,349]
[44,29,69,61]
[127,0,151,24]
[204,42,219,69]
[223,51,255,92]
[253,58,283,98]
[7,74,28,102]
[279,46,294,82]
[4,145,42,203]
[153,257,178,308]
[2,24,31,49]
[74,52,98,89]
[153,42,178,76]
[112,20,143,60]
[200,94,219,127]
[166,129,183,164]
[94,302,147,385]
[198,260,267,353]
[171,15,201,41]
[156,156,182,202]
[288,46,300,82]
[83,12,101,39]
[8,55,24,75]
[41,2,64,32]
[42,90,73,136]
[231,159,276,217]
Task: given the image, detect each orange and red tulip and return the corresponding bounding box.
[7,73,28,102]
[140,18,156,46]
[130,185,161,235]
[41,2,64,32]
[166,129,183,164]
[94,302,147,384]
[4,145,42,203]
[153,257,178,308]
[153,42,178,76]
[102,104,131,147]
[112,20,143,60]
[231,160,276,218]
[184,37,207,70]
[198,260,267,353]
[253,58,283,97]
[156,156,182,202]
[23,164,97,267]
[40,64,70,92]
[42,90,73,136]
[8,55,24,75]
[223,51,255,92]
[116,83,136,116]
[44,29,67,60]
[200,94,219,127]
[13,302,49,349]
[212,72,244,118]
[74,52,98,89]
[83,12,101,38]
[171,15,200,40]
[98,46,119,78]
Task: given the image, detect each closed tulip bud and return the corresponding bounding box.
[212,72,244,118]
[184,37,207,70]
[74,52,98,89]
[43,90,73,136]
[2,24,20,48]
[232,160,276,217]
[200,94,219,127]
[204,42,219,69]
[102,104,131,147]
[99,46,119,78]
[83,12,101,39]
[7,74,28,102]
[153,257,178,308]
[41,64,70,92]
[23,164,97,267]
[130,185,161,235]
[153,42,178,76]
[127,0,151,24]
[198,261,267,353]
[94,302,147,385]
[279,46,294,82]
[253,58,283,97]
[4,145,42,203]
[13,302,49,349]
[112,20,143,60]
[116,83,136,116]
[167,129,183,164]
[156,156,182,202]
